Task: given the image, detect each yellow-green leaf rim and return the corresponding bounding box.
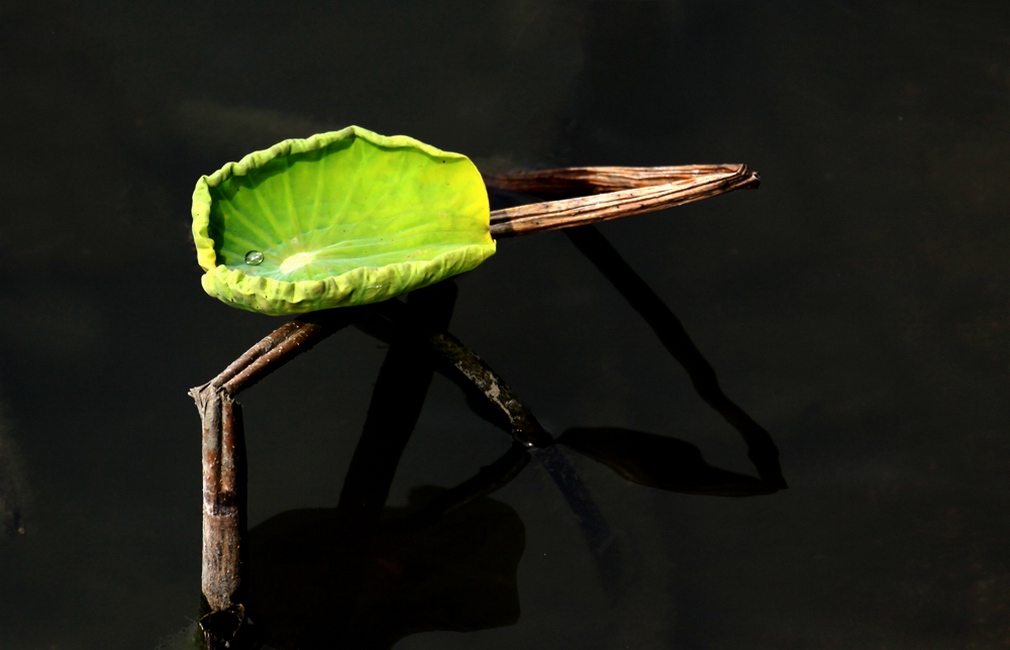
[192,126,495,315]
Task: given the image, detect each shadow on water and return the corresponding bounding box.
[213,219,786,649]
[0,408,28,539]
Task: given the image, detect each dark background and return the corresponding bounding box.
[2,1,1009,648]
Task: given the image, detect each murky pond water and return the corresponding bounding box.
[2,1,1009,648]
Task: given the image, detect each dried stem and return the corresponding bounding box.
[487,164,760,237]
[200,309,359,397]
[426,330,552,447]
[365,299,554,449]
[189,309,356,648]
[191,386,247,647]
[197,393,243,609]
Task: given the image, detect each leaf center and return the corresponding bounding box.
[280,251,317,274]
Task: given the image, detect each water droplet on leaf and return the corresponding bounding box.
[245,250,264,266]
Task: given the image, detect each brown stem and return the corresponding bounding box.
[210,319,311,390]
[487,164,760,237]
[202,395,242,606]
[208,309,358,396]
[191,386,246,647]
[366,299,553,449]
[189,309,355,648]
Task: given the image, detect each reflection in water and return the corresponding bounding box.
[563,225,787,490]
[559,427,777,497]
[248,488,524,649]
[191,218,784,647]
[0,408,27,538]
[242,286,523,649]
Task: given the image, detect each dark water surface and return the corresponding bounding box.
[2,1,1009,648]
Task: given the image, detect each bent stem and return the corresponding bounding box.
[189,309,357,648]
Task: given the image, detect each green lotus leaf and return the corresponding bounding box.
[192,126,495,316]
